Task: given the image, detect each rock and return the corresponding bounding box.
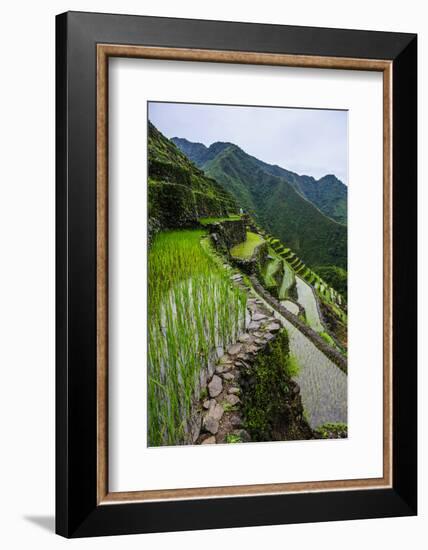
[219,354,232,364]
[252,312,267,321]
[266,322,281,333]
[227,343,242,355]
[223,372,235,381]
[226,394,241,406]
[238,333,251,343]
[215,346,224,358]
[203,417,219,435]
[235,359,251,370]
[207,400,224,421]
[207,360,216,379]
[187,413,202,443]
[216,363,232,375]
[244,344,258,355]
[228,387,240,395]
[202,407,223,436]
[203,399,210,409]
[230,413,243,427]
[199,369,208,389]
[208,375,223,397]
[293,383,301,394]
[248,321,261,331]
[201,436,216,444]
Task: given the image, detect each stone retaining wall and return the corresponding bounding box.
[208,219,246,253]
[231,241,269,276]
[185,272,313,445]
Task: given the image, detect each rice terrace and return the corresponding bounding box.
[147,102,348,446]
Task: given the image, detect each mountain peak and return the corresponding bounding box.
[317,174,346,187]
[172,136,206,149]
[207,141,239,155]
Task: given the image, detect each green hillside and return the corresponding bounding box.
[296,175,347,225]
[203,145,347,269]
[148,123,238,234]
[172,137,347,225]
[313,265,348,300]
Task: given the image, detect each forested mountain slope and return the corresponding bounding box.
[148,123,238,235]
[172,137,347,225]
[173,137,347,269]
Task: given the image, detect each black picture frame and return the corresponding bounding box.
[56,11,417,538]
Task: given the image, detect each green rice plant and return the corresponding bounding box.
[148,229,247,446]
[198,215,242,226]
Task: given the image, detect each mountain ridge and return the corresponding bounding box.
[172,134,347,269]
[148,123,238,238]
[172,136,347,225]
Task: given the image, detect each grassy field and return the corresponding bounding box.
[230,231,264,259]
[148,229,247,446]
[198,214,242,226]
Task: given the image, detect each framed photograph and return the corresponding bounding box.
[56,11,417,537]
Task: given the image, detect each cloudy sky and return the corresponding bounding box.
[148,102,348,184]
